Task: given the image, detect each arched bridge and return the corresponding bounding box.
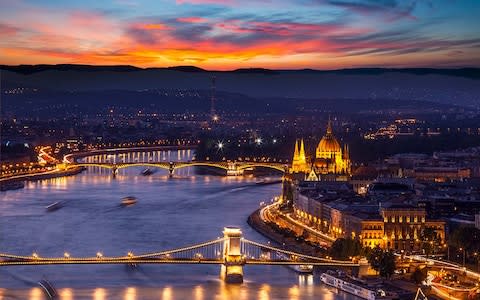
[66,161,289,177]
[0,227,358,283]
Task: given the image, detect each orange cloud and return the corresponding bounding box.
[177,17,209,23]
[139,23,171,30]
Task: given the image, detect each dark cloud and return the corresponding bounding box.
[126,27,159,44]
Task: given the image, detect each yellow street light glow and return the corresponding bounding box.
[64,252,70,259]
[32,252,39,259]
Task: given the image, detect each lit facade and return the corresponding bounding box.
[314,120,351,175]
[291,120,351,178]
[291,139,309,173]
[381,207,445,251]
[292,192,446,251]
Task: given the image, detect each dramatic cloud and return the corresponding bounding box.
[0,0,479,69]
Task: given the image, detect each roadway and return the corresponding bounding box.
[260,202,336,244]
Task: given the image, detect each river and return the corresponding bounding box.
[0,150,356,299]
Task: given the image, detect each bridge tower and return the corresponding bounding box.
[221,227,244,283]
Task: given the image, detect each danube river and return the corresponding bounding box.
[0,150,357,300]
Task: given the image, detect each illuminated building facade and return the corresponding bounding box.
[292,189,446,251]
[381,206,445,251]
[314,120,351,176]
[291,120,351,179]
[291,139,309,173]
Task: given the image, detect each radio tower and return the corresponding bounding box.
[210,75,218,122]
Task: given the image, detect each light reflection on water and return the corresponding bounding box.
[1,150,357,299]
[93,288,106,300]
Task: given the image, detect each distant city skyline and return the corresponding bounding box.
[0,0,479,69]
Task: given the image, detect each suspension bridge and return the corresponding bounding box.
[0,227,359,283]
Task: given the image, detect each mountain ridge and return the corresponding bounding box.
[1,64,479,79]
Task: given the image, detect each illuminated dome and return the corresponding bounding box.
[318,134,341,153]
[316,120,341,156]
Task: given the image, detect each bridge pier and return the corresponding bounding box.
[112,167,118,178]
[168,162,174,178]
[226,163,243,176]
[221,227,244,283]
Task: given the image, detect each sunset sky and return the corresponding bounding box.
[1,0,479,70]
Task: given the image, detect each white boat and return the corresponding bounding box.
[45,201,64,212]
[289,264,314,274]
[121,196,137,206]
[320,272,377,300]
[279,253,314,273]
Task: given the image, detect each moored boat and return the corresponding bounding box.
[320,271,379,300]
[141,168,154,176]
[255,178,282,185]
[289,264,314,274]
[279,253,314,273]
[38,279,58,299]
[121,196,137,206]
[46,201,64,212]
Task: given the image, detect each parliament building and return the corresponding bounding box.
[291,120,351,180]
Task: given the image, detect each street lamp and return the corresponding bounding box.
[459,248,466,267]
[474,252,479,271]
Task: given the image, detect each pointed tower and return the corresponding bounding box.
[326,117,333,135]
[291,139,300,173]
[292,139,308,173]
[299,139,308,172]
[299,139,306,161]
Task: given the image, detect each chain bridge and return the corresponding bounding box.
[0,227,358,283]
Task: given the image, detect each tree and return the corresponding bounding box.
[449,227,480,253]
[379,251,396,279]
[367,246,396,278]
[329,238,363,260]
[367,245,383,274]
[420,227,441,256]
[411,266,427,284]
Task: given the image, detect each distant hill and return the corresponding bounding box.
[1,64,479,107]
[0,64,142,74]
[1,64,479,79]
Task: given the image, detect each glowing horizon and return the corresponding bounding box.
[1,0,479,70]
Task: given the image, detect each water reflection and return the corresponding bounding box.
[258,284,271,300]
[29,287,42,300]
[298,274,314,286]
[60,288,73,300]
[124,287,136,300]
[93,288,106,300]
[218,283,248,300]
[193,285,203,300]
[161,286,172,300]
[288,285,300,300]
